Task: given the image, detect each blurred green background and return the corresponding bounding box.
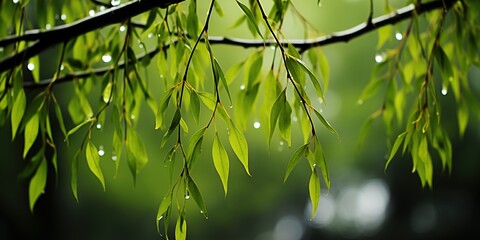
[1,0,480,239]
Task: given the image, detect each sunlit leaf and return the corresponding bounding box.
[65,118,95,142]
[29,157,47,212]
[278,100,292,147]
[175,215,187,240]
[23,113,40,158]
[236,0,264,39]
[228,120,250,176]
[86,141,105,191]
[11,88,26,140]
[269,90,286,144]
[187,127,207,170]
[156,191,172,233]
[212,133,229,196]
[457,98,469,137]
[161,108,181,148]
[385,132,407,171]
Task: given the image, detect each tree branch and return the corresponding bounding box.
[0,0,184,74]
[19,0,455,89]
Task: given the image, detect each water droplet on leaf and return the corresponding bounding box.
[253,121,261,129]
[89,10,95,16]
[27,63,35,71]
[102,54,112,63]
[111,0,121,6]
[98,145,105,157]
[120,25,126,32]
[395,32,403,41]
[441,88,448,96]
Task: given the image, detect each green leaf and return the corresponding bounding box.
[156,192,172,233]
[11,88,26,140]
[214,58,232,105]
[175,215,187,240]
[187,176,208,218]
[313,109,338,138]
[23,113,40,158]
[53,99,67,140]
[155,88,174,130]
[187,0,199,37]
[309,47,330,93]
[161,108,181,148]
[212,133,229,196]
[65,118,95,142]
[269,90,286,144]
[279,100,292,147]
[71,151,80,202]
[102,82,113,103]
[187,127,207,170]
[385,132,407,171]
[314,138,330,190]
[458,98,469,137]
[86,141,105,191]
[236,0,263,39]
[287,55,324,101]
[377,25,392,49]
[309,169,321,219]
[29,157,47,212]
[228,120,250,176]
[284,144,308,182]
[190,90,200,124]
[126,128,149,184]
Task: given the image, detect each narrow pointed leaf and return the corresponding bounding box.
[187,176,208,218]
[269,90,286,143]
[385,132,407,171]
[228,120,250,176]
[175,215,187,240]
[29,157,47,212]
[156,192,172,233]
[309,169,321,219]
[24,113,40,158]
[11,89,26,140]
[86,141,105,191]
[284,144,308,182]
[313,109,338,138]
[212,133,229,195]
[236,0,263,38]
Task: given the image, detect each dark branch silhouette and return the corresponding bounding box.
[0,0,185,73]
[3,0,454,89]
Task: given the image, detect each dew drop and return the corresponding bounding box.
[229,105,233,109]
[13,0,19,4]
[61,14,67,21]
[89,10,95,17]
[120,25,126,32]
[148,33,153,38]
[253,121,261,129]
[279,141,285,146]
[185,192,190,200]
[96,123,102,129]
[240,84,245,90]
[292,116,298,122]
[111,152,118,161]
[45,24,51,30]
[441,88,448,96]
[27,63,35,71]
[130,114,135,120]
[100,6,106,11]
[98,146,105,157]
[375,54,384,63]
[395,32,403,41]
[60,64,65,71]
[111,0,121,6]
[102,54,112,63]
